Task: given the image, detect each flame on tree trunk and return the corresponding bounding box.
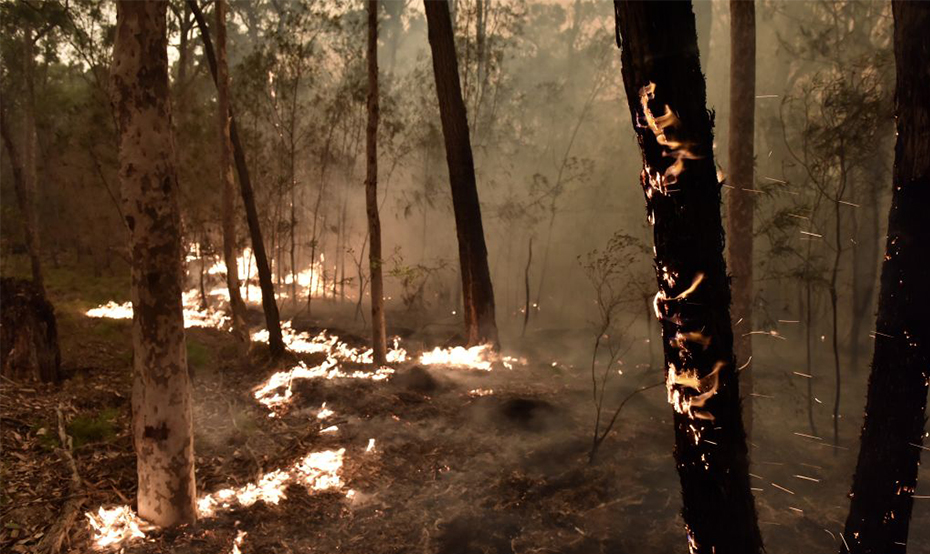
[215,0,250,352]
[841,2,930,552]
[726,0,756,436]
[188,0,284,357]
[424,0,499,348]
[111,0,196,526]
[366,0,388,366]
[613,2,762,552]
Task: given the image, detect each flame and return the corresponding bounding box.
[85,506,152,550]
[637,82,701,188]
[230,530,247,554]
[197,448,345,518]
[419,345,495,371]
[667,361,724,421]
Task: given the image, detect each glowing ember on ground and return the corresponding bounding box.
[230,530,247,554]
[85,505,151,550]
[254,359,395,414]
[468,388,495,397]
[85,301,133,320]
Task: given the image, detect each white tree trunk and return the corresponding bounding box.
[111,0,197,527]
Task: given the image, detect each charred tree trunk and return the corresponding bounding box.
[366,0,388,366]
[726,0,755,436]
[111,0,197,526]
[424,0,499,348]
[613,2,762,553]
[215,0,250,351]
[0,278,60,383]
[841,2,930,551]
[188,0,284,357]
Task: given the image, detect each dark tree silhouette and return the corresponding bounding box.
[841,2,930,552]
[366,0,388,366]
[726,0,756,435]
[424,0,499,348]
[188,0,284,357]
[613,1,762,552]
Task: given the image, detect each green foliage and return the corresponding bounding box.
[66,407,120,448]
[187,339,212,372]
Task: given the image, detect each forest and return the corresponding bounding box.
[0,0,928,553]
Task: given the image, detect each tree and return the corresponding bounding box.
[366,0,388,366]
[613,2,762,553]
[188,0,284,357]
[726,0,756,435]
[215,0,250,351]
[111,0,196,526]
[424,0,499,348]
[841,2,930,551]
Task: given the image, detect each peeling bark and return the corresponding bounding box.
[111,0,196,527]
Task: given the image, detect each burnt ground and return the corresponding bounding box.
[3,277,930,554]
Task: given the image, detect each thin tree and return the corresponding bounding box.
[613,2,762,553]
[841,2,930,551]
[215,0,249,351]
[366,0,388,366]
[424,0,499,348]
[726,0,756,435]
[188,0,284,357]
[111,0,196,526]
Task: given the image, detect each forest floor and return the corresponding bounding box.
[3,262,930,554]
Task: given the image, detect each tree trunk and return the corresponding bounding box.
[188,0,284,357]
[111,0,196,527]
[424,0,499,348]
[613,2,762,553]
[215,0,250,351]
[8,26,46,298]
[726,0,755,437]
[1,278,60,383]
[841,2,930,551]
[366,0,388,366]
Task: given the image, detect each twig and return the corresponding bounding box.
[37,404,85,554]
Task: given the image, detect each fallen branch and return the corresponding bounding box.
[37,405,85,554]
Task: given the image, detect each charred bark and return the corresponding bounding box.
[841,2,930,552]
[111,0,197,526]
[188,0,284,357]
[215,0,250,352]
[613,2,762,553]
[0,278,60,383]
[726,0,756,436]
[424,0,499,348]
[366,0,388,366]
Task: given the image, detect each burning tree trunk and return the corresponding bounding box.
[111,0,196,526]
[215,0,250,352]
[424,0,499,348]
[366,0,388,366]
[613,2,762,553]
[841,2,930,552]
[726,0,756,436]
[188,0,284,357]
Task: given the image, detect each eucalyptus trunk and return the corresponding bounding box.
[111,0,196,526]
